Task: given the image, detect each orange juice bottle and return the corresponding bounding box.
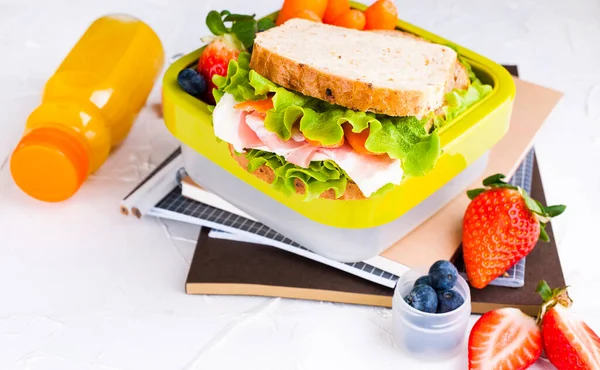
[10,14,164,202]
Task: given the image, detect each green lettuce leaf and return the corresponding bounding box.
[441,80,492,122]
[244,149,349,201]
[364,117,441,176]
[434,57,493,126]
[212,52,265,104]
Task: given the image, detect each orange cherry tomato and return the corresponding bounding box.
[364,0,398,30]
[332,9,366,30]
[342,123,383,155]
[233,98,274,113]
[276,0,328,26]
[291,9,322,22]
[323,0,350,24]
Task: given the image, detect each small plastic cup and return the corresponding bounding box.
[392,266,471,361]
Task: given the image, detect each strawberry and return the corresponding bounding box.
[198,35,243,103]
[199,10,276,104]
[536,281,600,370]
[462,174,566,289]
[468,307,542,369]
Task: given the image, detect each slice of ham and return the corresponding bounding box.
[213,94,259,153]
[237,111,263,149]
[245,114,306,152]
[213,93,404,197]
[286,144,320,168]
[245,113,319,167]
[319,145,404,197]
[290,126,305,142]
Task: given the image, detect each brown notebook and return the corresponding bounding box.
[186,153,565,316]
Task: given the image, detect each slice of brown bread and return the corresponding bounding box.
[229,145,367,200]
[250,19,458,118]
[371,29,470,120]
[371,29,470,92]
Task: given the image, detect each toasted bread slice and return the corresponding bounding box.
[229,145,366,200]
[371,29,470,91]
[250,19,458,118]
[372,29,470,121]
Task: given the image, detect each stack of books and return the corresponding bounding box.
[119,66,566,316]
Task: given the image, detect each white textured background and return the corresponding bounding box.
[0,0,599,369]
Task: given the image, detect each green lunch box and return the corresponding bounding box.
[162,3,515,262]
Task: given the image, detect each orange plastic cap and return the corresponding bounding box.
[10,127,90,202]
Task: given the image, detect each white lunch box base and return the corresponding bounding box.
[182,144,489,263]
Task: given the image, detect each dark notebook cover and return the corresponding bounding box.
[186,152,565,316]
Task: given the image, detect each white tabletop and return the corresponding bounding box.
[1,0,599,369]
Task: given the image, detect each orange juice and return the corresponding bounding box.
[10,14,164,202]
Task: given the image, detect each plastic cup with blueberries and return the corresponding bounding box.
[392,260,471,361]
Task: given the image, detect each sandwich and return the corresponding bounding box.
[210,19,492,201]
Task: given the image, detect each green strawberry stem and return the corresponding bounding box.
[205,10,275,50]
[535,280,573,325]
[467,173,567,243]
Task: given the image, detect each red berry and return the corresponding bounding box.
[462,175,565,289]
[541,304,600,369]
[462,188,540,289]
[198,36,241,104]
[468,308,542,370]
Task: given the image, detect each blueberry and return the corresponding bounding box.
[177,68,206,97]
[436,290,465,313]
[405,284,438,313]
[414,275,432,288]
[428,260,458,291]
